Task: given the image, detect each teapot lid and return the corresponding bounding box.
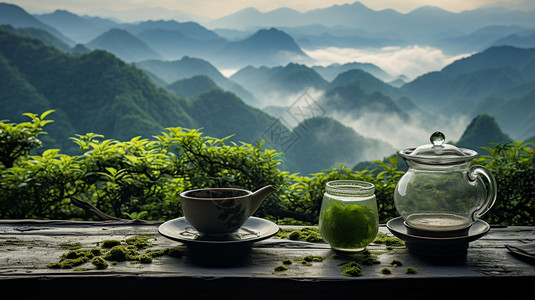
[400,131,478,165]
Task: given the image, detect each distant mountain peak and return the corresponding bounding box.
[242,7,262,12]
[255,27,287,36]
[441,45,535,76]
[253,27,294,39]
[408,5,453,14]
[230,6,262,16]
[214,27,309,68]
[0,2,22,10]
[110,27,126,33]
[246,27,305,54]
[98,28,152,42]
[319,1,369,11]
[307,1,375,15]
[51,9,76,15]
[87,28,162,62]
[0,2,73,45]
[267,7,300,13]
[127,19,221,41]
[456,114,511,153]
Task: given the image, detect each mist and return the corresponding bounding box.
[228,44,476,163]
[303,45,472,81]
[261,88,471,165]
[330,110,470,152]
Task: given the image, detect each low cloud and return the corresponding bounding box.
[331,109,471,152]
[304,45,471,81]
[260,90,471,163]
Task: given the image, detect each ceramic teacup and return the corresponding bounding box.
[180,185,277,235]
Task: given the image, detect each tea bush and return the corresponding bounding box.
[1,112,533,225]
[474,142,535,226]
[0,111,286,221]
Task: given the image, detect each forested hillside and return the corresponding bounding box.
[230,63,328,103]
[401,46,535,140]
[134,57,258,106]
[0,26,395,174]
[0,26,194,153]
[2,1,533,175]
[456,114,512,154]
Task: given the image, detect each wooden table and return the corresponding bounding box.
[0,220,533,300]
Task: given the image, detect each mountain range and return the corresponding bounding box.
[0,1,533,174]
[230,63,328,105]
[2,2,534,68]
[34,9,115,43]
[207,2,535,51]
[214,27,311,68]
[312,62,393,83]
[228,46,533,142]
[0,3,74,45]
[0,26,400,174]
[86,28,162,62]
[0,3,310,69]
[401,46,534,139]
[133,56,258,106]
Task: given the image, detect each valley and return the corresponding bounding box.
[0,1,533,175]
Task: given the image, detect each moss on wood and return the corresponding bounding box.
[47,235,182,271]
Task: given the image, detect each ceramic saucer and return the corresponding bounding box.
[386,217,490,256]
[158,216,279,246]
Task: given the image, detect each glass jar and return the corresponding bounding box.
[319,180,379,252]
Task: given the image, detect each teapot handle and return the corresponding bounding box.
[468,165,497,221]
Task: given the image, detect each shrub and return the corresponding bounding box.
[475,142,535,225]
[0,111,286,220]
[0,112,533,225]
[0,111,53,168]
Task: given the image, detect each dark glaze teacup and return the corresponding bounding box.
[180,186,277,235]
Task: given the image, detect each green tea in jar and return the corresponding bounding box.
[319,180,379,252]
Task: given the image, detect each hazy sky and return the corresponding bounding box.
[8,0,532,83]
[11,0,532,20]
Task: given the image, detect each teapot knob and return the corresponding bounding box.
[430,131,445,146]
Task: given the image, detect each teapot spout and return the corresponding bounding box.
[250,185,278,215]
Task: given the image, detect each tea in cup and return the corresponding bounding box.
[180,185,277,235]
[319,180,379,252]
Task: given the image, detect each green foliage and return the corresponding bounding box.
[275,160,400,224]
[0,113,286,220]
[475,141,535,225]
[0,113,533,226]
[0,110,53,168]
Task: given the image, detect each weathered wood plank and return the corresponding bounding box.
[0,220,533,300]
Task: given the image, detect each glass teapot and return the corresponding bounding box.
[394,132,497,232]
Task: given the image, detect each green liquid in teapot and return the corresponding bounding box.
[319,195,379,252]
